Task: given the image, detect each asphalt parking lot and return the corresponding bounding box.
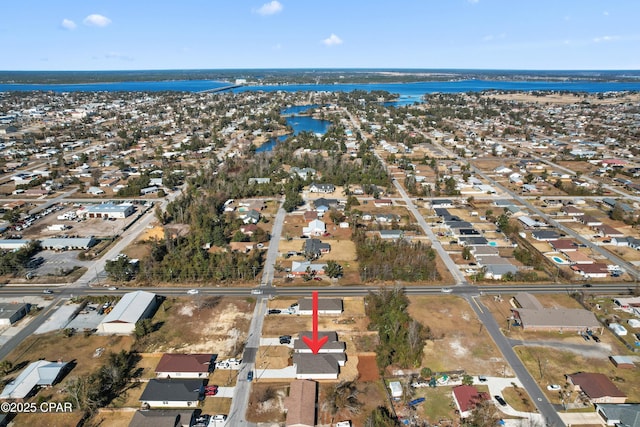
[30,250,91,276]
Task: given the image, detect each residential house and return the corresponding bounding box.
[154,354,215,379]
[571,263,609,279]
[595,403,640,427]
[290,167,316,180]
[128,409,197,427]
[564,251,595,265]
[375,213,399,223]
[550,239,578,252]
[561,206,584,216]
[595,224,625,238]
[139,379,203,408]
[309,183,335,194]
[87,186,106,195]
[242,209,261,224]
[579,215,602,227]
[302,219,326,237]
[531,230,562,241]
[611,236,640,248]
[452,385,490,418]
[284,379,317,427]
[239,224,258,236]
[313,197,339,210]
[303,239,331,258]
[303,211,318,222]
[431,199,454,209]
[566,372,627,404]
[298,298,343,315]
[292,331,346,380]
[377,230,404,240]
[373,199,392,207]
[229,242,255,253]
[290,261,327,276]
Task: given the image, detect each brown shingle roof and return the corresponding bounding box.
[154,354,214,374]
[284,380,317,427]
[568,372,627,400]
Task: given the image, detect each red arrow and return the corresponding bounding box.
[302,291,328,354]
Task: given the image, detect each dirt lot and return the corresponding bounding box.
[4,333,134,380]
[357,353,379,381]
[134,297,254,357]
[317,380,388,427]
[246,382,289,424]
[408,296,506,376]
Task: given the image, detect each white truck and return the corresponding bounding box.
[47,224,70,231]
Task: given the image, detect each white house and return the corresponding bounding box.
[139,379,203,408]
[302,219,326,236]
[154,354,215,379]
[97,291,158,334]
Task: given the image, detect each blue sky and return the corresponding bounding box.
[1,0,639,70]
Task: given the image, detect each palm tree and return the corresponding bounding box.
[322,380,362,424]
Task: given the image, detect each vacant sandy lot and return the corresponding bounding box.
[136,297,254,357]
[408,296,506,375]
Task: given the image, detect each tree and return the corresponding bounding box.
[105,255,138,282]
[365,406,399,427]
[461,374,474,386]
[325,260,344,278]
[462,246,472,260]
[134,318,153,338]
[464,399,501,427]
[0,360,12,375]
[322,380,363,424]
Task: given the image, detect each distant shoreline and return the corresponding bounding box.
[1,68,639,85]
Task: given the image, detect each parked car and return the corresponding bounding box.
[247,370,254,381]
[547,384,561,391]
[279,335,292,344]
[592,335,601,342]
[494,395,507,406]
[268,309,281,315]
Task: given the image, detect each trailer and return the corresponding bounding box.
[389,381,403,400]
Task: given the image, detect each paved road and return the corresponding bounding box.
[227,202,285,427]
[466,295,565,427]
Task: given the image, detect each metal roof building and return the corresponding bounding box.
[0,360,69,399]
[98,291,158,334]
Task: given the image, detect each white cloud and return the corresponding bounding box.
[61,19,76,30]
[468,0,479,3]
[322,33,343,47]
[254,1,283,16]
[83,14,112,27]
[593,35,619,43]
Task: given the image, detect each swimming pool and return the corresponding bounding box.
[488,241,497,247]
[552,256,565,264]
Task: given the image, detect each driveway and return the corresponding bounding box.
[478,376,545,423]
[509,339,612,359]
[259,338,293,348]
